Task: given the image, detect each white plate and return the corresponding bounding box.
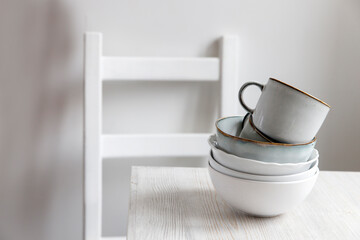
[208,135,319,176]
[209,150,318,182]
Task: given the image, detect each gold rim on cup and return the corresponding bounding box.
[269,78,331,108]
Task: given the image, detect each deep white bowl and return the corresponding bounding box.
[208,135,319,176]
[209,150,318,182]
[208,164,319,217]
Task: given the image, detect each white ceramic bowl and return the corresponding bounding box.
[209,150,318,182]
[208,135,319,176]
[208,164,319,217]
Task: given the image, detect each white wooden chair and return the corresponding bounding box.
[84,32,239,240]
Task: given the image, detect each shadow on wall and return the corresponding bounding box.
[0,1,82,240]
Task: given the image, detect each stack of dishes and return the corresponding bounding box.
[208,117,319,217]
[207,78,330,217]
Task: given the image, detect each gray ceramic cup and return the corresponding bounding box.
[239,78,330,144]
[215,116,316,163]
[239,113,272,142]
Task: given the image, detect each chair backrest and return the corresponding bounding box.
[84,32,239,240]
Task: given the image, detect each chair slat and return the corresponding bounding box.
[220,36,241,116]
[84,32,103,240]
[102,57,220,81]
[102,237,126,240]
[102,134,211,158]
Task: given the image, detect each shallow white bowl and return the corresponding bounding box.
[209,151,318,182]
[208,164,319,217]
[208,135,319,176]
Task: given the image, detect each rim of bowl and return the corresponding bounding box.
[209,150,318,178]
[215,116,317,146]
[269,78,331,108]
[208,162,320,185]
[208,135,319,166]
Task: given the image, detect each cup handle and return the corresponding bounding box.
[238,82,264,113]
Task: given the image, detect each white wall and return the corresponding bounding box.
[1,0,359,239]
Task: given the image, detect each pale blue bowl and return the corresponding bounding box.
[215,116,316,163]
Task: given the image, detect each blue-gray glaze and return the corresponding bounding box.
[216,116,316,163]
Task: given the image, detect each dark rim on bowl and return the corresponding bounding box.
[269,78,331,108]
[215,116,317,146]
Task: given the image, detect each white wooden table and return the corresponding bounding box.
[127,167,360,240]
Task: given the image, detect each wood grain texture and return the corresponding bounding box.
[128,167,360,240]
